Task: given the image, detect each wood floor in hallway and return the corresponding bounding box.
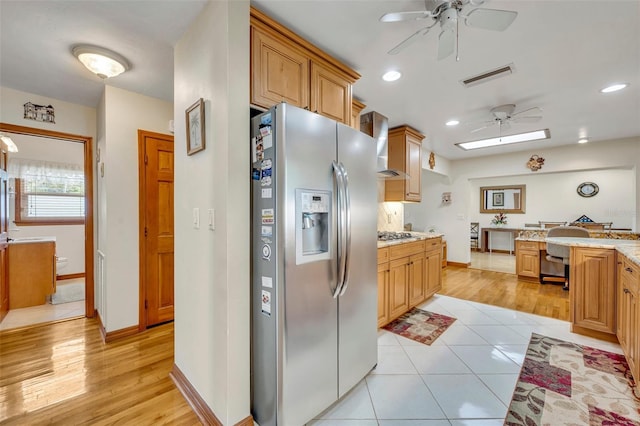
[0,265,569,425]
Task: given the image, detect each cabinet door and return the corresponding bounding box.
[251,26,310,109]
[425,248,442,298]
[377,262,390,327]
[351,99,366,130]
[389,257,409,320]
[517,250,540,278]
[408,253,425,307]
[405,135,422,202]
[571,247,616,334]
[310,62,351,124]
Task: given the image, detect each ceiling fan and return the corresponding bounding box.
[381,0,518,60]
[468,104,543,133]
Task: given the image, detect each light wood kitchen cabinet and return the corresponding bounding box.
[8,241,56,309]
[408,253,425,307]
[377,259,390,328]
[351,99,366,130]
[425,239,442,298]
[516,240,541,279]
[617,254,639,382]
[570,247,616,337]
[385,126,424,202]
[250,7,360,125]
[388,257,410,320]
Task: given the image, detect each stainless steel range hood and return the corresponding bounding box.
[360,111,408,179]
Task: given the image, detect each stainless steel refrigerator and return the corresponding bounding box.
[250,103,378,426]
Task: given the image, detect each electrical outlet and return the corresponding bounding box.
[387,214,392,224]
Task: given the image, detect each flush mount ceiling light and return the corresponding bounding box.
[578,138,589,144]
[382,70,402,82]
[0,133,19,152]
[72,45,130,79]
[456,129,550,151]
[445,120,459,126]
[600,83,628,93]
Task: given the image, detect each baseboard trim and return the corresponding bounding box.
[95,311,139,343]
[56,272,85,281]
[447,261,470,268]
[170,364,222,425]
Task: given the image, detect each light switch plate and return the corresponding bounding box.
[208,209,215,230]
[193,208,200,229]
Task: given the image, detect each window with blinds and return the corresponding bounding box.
[14,169,85,225]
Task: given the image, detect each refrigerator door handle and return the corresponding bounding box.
[332,161,346,298]
[338,163,351,296]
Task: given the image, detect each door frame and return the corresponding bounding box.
[0,122,95,318]
[137,129,174,331]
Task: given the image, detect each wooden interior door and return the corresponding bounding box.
[139,130,174,328]
[0,144,8,322]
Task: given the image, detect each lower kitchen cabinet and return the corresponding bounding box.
[377,259,390,328]
[377,237,443,327]
[570,247,616,337]
[515,240,541,279]
[617,253,639,383]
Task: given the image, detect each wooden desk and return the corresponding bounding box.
[480,227,520,254]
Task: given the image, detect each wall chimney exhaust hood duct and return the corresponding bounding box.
[360,111,408,180]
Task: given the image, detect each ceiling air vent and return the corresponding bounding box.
[461,64,515,87]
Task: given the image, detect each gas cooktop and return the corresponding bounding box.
[377,231,414,241]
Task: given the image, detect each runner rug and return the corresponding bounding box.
[505,332,640,425]
[382,307,456,345]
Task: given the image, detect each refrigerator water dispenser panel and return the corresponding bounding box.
[296,189,330,264]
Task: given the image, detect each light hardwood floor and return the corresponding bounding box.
[0,266,568,424]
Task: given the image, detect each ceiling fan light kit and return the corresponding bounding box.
[381,0,518,60]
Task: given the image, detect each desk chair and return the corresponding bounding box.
[543,226,590,291]
[470,222,479,250]
[539,221,567,229]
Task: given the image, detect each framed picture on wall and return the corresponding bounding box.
[493,192,504,207]
[186,98,205,155]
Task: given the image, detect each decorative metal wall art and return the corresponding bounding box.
[526,154,545,171]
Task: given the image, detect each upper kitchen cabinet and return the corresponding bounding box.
[385,126,424,202]
[250,7,360,126]
[351,99,366,130]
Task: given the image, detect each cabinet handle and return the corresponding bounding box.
[624,288,630,294]
[625,267,634,273]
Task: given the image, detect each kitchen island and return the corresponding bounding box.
[377,232,444,327]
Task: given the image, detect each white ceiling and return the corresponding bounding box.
[1,1,639,160]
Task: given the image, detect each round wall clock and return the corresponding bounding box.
[577,182,599,197]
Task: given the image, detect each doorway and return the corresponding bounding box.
[0,123,94,328]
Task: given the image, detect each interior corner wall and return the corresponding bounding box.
[101,85,172,332]
[173,1,250,424]
[96,90,107,323]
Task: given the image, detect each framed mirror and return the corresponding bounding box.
[480,185,526,214]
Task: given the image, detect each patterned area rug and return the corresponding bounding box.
[382,307,456,345]
[506,333,640,425]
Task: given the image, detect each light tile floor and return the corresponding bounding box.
[470,252,515,274]
[0,279,85,331]
[309,294,622,425]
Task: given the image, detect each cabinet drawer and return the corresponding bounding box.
[378,248,390,264]
[517,241,539,251]
[622,257,640,289]
[424,238,441,252]
[390,240,425,260]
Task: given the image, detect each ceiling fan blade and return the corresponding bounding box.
[388,26,431,55]
[470,121,497,133]
[511,116,542,123]
[437,28,455,60]
[511,106,542,117]
[464,8,517,31]
[380,10,432,22]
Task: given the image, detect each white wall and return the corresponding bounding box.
[99,85,173,332]
[174,1,250,424]
[404,137,640,264]
[7,134,85,274]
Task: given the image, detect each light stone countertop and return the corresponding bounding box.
[8,236,57,244]
[545,237,640,267]
[377,232,444,249]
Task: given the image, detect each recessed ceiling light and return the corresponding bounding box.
[455,129,550,150]
[445,120,459,126]
[382,71,401,82]
[600,83,628,93]
[578,138,588,144]
[72,44,130,79]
